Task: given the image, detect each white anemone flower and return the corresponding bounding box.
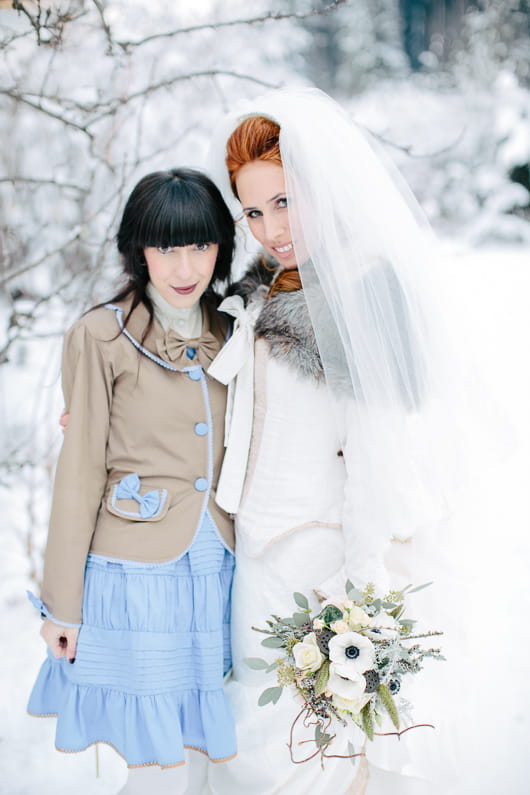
[328,631,375,674]
[326,662,367,705]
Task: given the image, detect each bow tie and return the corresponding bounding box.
[156,329,220,369]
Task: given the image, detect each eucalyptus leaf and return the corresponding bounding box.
[261,636,285,648]
[258,686,283,706]
[293,612,308,627]
[244,657,270,670]
[293,591,309,610]
[266,661,279,672]
[345,580,364,601]
[407,581,433,594]
[315,724,331,747]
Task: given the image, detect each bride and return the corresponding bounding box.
[205,87,495,794]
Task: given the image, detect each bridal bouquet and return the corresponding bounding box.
[245,580,443,764]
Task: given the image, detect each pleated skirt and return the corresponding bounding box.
[28,511,237,768]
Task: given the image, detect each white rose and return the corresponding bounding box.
[328,631,375,674]
[326,662,367,704]
[347,606,371,630]
[313,618,324,630]
[292,632,324,673]
[330,619,349,634]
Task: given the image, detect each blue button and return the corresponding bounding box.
[194,477,208,492]
[188,368,202,381]
[195,422,208,436]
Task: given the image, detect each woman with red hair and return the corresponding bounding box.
[204,88,495,794]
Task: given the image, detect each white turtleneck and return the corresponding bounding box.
[146,282,203,339]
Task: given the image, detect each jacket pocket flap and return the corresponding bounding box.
[107,473,169,522]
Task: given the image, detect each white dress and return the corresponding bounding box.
[207,270,454,794]
[210,342,368,795]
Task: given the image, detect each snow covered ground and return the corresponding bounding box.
[0,239,528,795]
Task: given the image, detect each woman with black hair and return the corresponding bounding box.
[27,168,237,792]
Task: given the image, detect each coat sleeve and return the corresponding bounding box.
[316,398,391,600]
[40,320,113,625]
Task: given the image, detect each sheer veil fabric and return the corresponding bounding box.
[206,87,510,789]
[208,87,507,585]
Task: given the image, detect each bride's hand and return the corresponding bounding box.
[313,588,327,604]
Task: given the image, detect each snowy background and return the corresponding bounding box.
[1,1,529,793]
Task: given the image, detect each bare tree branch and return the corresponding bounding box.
[0,226,83,288]
[0,26,34,49]
[117,0,347,49]
[11,0,41,41]
[2,69,279,136]
[91,0,114,54]
[0,177,87,192]
[86,70,281,126]
[1,88,94,138]
[369,125,469,160]
[11,1,88,47]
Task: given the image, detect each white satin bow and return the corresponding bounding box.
[208,292,265,513]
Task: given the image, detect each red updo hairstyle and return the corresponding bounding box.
[226,115,282,198]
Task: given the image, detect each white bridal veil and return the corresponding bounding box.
[206,87,516,789]
[207,87,507,583]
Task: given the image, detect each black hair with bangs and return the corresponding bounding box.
[109,168,235,333]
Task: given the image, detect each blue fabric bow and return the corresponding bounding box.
[116,473,161,519]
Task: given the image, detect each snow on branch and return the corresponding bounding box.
[117,0,347,51]
[10,1,87,48]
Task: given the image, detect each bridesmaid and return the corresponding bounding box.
[28,168,237,794]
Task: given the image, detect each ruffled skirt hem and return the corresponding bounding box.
[26,710,238,768]
[28,512,237,768]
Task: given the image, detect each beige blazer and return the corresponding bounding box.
[41,296,233,625]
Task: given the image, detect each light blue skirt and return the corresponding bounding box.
[28,511,236,768]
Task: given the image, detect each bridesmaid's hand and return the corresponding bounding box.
[40,618,79,663]
[59,410,70,433]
